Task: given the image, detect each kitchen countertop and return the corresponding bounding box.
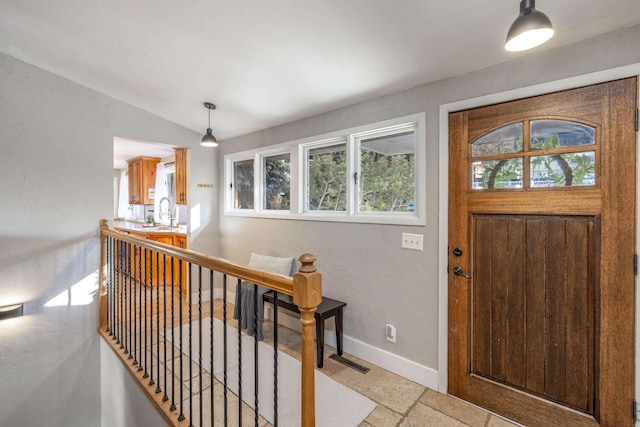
[114,220,187,235]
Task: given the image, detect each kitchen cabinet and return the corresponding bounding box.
[127,156,160,205]
[175,235,187,249]
[174,148,187,205]
[147,233,178,289]
[114,225,188,295]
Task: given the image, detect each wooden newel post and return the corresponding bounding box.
[293,253,322,427]
[99,219,108,331]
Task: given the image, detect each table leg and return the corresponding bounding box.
[336,309,344,356]
[316,316,324,368]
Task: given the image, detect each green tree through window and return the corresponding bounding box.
[307,144,347,211]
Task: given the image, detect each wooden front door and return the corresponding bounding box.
[448,78,637,426]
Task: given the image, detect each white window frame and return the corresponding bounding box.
[258,148,293,215]
[225,154,257,211]
[224,113,426,225]
[300,137,349,217]
[353,122,420,218]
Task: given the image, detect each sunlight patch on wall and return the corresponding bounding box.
[45,270,99,307]
[191,204,201,232]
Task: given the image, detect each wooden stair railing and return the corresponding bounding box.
[99,219,322,426]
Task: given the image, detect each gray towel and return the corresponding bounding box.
[233,281,269,340]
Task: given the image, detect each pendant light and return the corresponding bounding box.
[201,102,219,147]
[505,0,554,52]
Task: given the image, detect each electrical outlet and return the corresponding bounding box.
[386,323,396,343]
[401,233,423,251]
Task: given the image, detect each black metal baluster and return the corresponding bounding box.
[253,283,259,427]
[163,253,169,402]
[117,240,122,344]
[106,237,111,334]
[156,251,161,394]
[210,269,214,427]
[114,239,119,342]
[237,278,242,427]
[124,243,134,359]
[170,257,177,412]
[112,237,116,336]
[178,260,185,422]
[143,248,149,380]
[149,250,155,387]
[118,244,127,350]
[121,243,131,354]
[137,245,143,372]
[198,266,203,427]
[188,262,193,427]
[273,291,279,427]
[223,274,228,426]
[133,244,138,365]
[109,237,114,335]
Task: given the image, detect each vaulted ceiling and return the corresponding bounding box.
[1,0,640,141]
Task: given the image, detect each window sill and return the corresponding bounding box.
[224,210,425,226]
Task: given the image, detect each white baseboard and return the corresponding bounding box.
[263,301,439,389]
[214,288,438,389]
[342,335,439,389]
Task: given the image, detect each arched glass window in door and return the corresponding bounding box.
[471,120,596,190]
[471,123,523,189]
[529,120,595,187]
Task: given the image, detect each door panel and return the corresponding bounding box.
[472,215,597,414]
[448,78,637,426]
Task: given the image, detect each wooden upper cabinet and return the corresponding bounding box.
[175,148,187,205]
[127,156,160,205]
[128,160,142,204]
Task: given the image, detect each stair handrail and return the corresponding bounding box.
[99,219,322,426]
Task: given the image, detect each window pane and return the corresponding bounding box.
[471,158,523,189]
[233,159,254,209]
[307,144,347,211]
[359,131,415,212]
[531,120,595,150]
[471,123,523,157]
[530,152,595,187]
[263,153,290,210]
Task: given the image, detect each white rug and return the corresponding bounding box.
[167,318,375,427]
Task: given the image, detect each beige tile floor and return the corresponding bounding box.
[260,319,518,427]
[113,294,519,426]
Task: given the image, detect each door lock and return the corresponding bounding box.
[452,266,472,279]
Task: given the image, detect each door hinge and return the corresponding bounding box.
[636,108,639,131]
[635,253,638,276]
[634,400,639,422]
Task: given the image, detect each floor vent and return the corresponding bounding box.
[329,354,370,373]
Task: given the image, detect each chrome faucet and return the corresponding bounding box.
[158,197,175,228]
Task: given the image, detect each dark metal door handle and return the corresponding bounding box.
[452,266,471,279]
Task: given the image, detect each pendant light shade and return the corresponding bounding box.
[505,0,554,52]
[201,102,219,147]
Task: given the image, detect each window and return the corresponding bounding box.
[470,120,596,190]
[224,113,425,225]
[357,128,416,213]
[262,152,290,211]
[304,140,347,212]
[232,159,254,209]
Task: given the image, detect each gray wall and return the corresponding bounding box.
[100,341,168,427]
[219,24,640,369]
[0,52,218,426]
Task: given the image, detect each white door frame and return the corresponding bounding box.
[437,63,640,394]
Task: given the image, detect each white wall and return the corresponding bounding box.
[0,52,218,426]
[219,24,640,385]
[100,340,169,427]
